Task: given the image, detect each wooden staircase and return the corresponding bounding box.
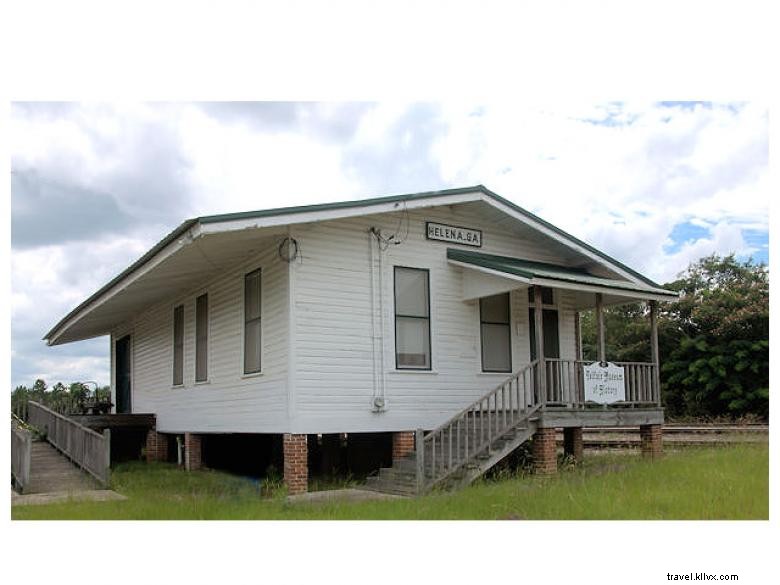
[365,361,542,496]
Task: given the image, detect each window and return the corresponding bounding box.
[244,269,262,374]
[528,286,554,305]
[394,267,431,369]
[173,304,184,386]
[480,293,511,372]
[195,293,208,382]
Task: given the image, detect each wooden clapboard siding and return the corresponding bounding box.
[290,203,581,433]
[105,200,596,435]
[110,240,290,433]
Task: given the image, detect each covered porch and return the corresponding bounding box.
[449,246,677,413]
[405,250,677,493]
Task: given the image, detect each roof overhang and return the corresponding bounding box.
[45,185,673,345]
[45,226,288,345]
[448,248,679,307]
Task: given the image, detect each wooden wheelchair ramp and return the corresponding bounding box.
[24,440,100,495]
[12,401,112,496]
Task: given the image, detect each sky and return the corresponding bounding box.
[9,101,769,390]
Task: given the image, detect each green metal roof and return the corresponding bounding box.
[447,248,678,298]
[45,184,669,343]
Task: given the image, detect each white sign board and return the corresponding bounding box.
[426,222,482,247]
[583,362,626,404]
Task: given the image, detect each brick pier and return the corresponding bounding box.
[283,433,308,495]
[392,431,415,462]
[639,424,663,457]
[532,427,557,475]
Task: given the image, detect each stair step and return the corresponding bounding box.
[393,459,417,472]
[363,404,537,496]
[363,478,417,496]
[379,469,416,482]
[376,478,417,489]
[364,484,417,496]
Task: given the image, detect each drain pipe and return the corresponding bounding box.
[376,230,387,409]
[368,228,379,406]
[368,227,387,411]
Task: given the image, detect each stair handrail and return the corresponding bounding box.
[425,359,541,437]
[416,360,542,492]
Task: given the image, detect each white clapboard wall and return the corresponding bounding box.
[111,200,602,434]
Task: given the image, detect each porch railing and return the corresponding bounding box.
[27,400,111,486]
[416,360,542,493]
[413,358,661,493]
[542,359,660,406]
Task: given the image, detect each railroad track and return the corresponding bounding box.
[557,424,768,448]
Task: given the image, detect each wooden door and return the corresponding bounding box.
[528,308,560,360]
[116,335,132,414]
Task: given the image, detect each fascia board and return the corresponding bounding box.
[479,193,650,287]
[198,191,482,235]
[530,277,679,303]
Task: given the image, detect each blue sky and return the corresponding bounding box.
[665,221,768,264]
[10,101,769,389]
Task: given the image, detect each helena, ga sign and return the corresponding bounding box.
[583,362,626,404]
[425,222,482,247]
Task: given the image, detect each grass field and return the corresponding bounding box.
[12,444,768,520]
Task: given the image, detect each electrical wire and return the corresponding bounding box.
[370,199,410,250]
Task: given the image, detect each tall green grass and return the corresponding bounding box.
[12,444,768,520]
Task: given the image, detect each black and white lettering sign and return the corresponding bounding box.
[584,362,626,404]
[425,222,482,247]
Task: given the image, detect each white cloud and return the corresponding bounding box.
[28,355,109,389]
[430,101,768,282]
[651,221,753,282]
[10,101,768,387]
[179,105,362,214]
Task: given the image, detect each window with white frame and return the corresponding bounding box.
[480,292,512,372]
[244,269,262,374]
[195,293,208,382]
[173,304,184,386]
[394,266,431,369]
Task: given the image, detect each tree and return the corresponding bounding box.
[96,385,111,403]
[580,302,651,363]
[661,254,768,419]
[69,382,89,403]
[30,378,47,403]
[11,385,29,417]
[581,254,768,420]
[50,382,70,412]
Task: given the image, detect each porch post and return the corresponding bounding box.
[533,285,547,402]
[595,293,606,363]
[574,311,582,361]
[574,310,583,403]
[649,300,661,405]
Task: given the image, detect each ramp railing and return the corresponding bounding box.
[27,400,111,486]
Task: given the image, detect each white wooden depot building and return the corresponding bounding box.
[45,185,678,494]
